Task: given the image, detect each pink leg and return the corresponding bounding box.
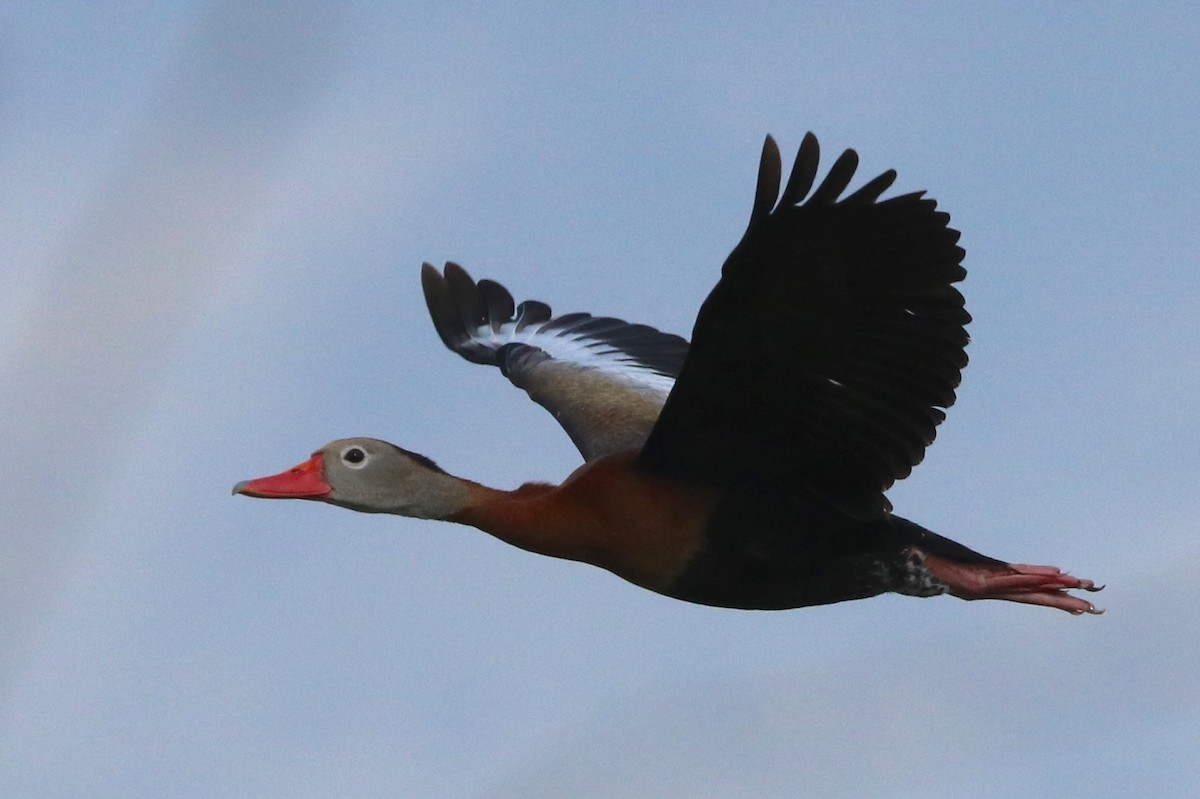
[919,552,1104,615]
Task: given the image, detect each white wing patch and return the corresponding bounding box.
[462,317,678,395]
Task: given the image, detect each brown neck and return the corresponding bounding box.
[441,454,715,594]
[448,481,593,562]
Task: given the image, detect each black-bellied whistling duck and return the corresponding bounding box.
[235,133,1103,615]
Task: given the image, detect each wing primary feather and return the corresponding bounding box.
[421,262,471,353]
[808,147,860,206]
[443,261,489,332]
[751,135,783,224]
[477,279,516,333]
[776,131,820,210]
[537,312,593,334]
[843,169,898,205]
[514,300,553,330]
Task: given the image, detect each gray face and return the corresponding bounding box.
[317,437,445,516]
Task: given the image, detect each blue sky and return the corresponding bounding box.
[2,2,1198,796]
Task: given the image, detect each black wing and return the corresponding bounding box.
[422,263,689,461]
[637,133,969,519]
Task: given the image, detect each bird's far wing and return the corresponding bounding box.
[637,133,969,519]
[421,263,690,461]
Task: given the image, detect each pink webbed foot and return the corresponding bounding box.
[921,554,1105,615]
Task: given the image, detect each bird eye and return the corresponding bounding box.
[342,447,367,467]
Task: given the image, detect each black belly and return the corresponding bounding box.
[663,488,995,611]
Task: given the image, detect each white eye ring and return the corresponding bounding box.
[341,446,368,468]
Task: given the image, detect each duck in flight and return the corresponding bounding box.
[234,133,1102,615]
